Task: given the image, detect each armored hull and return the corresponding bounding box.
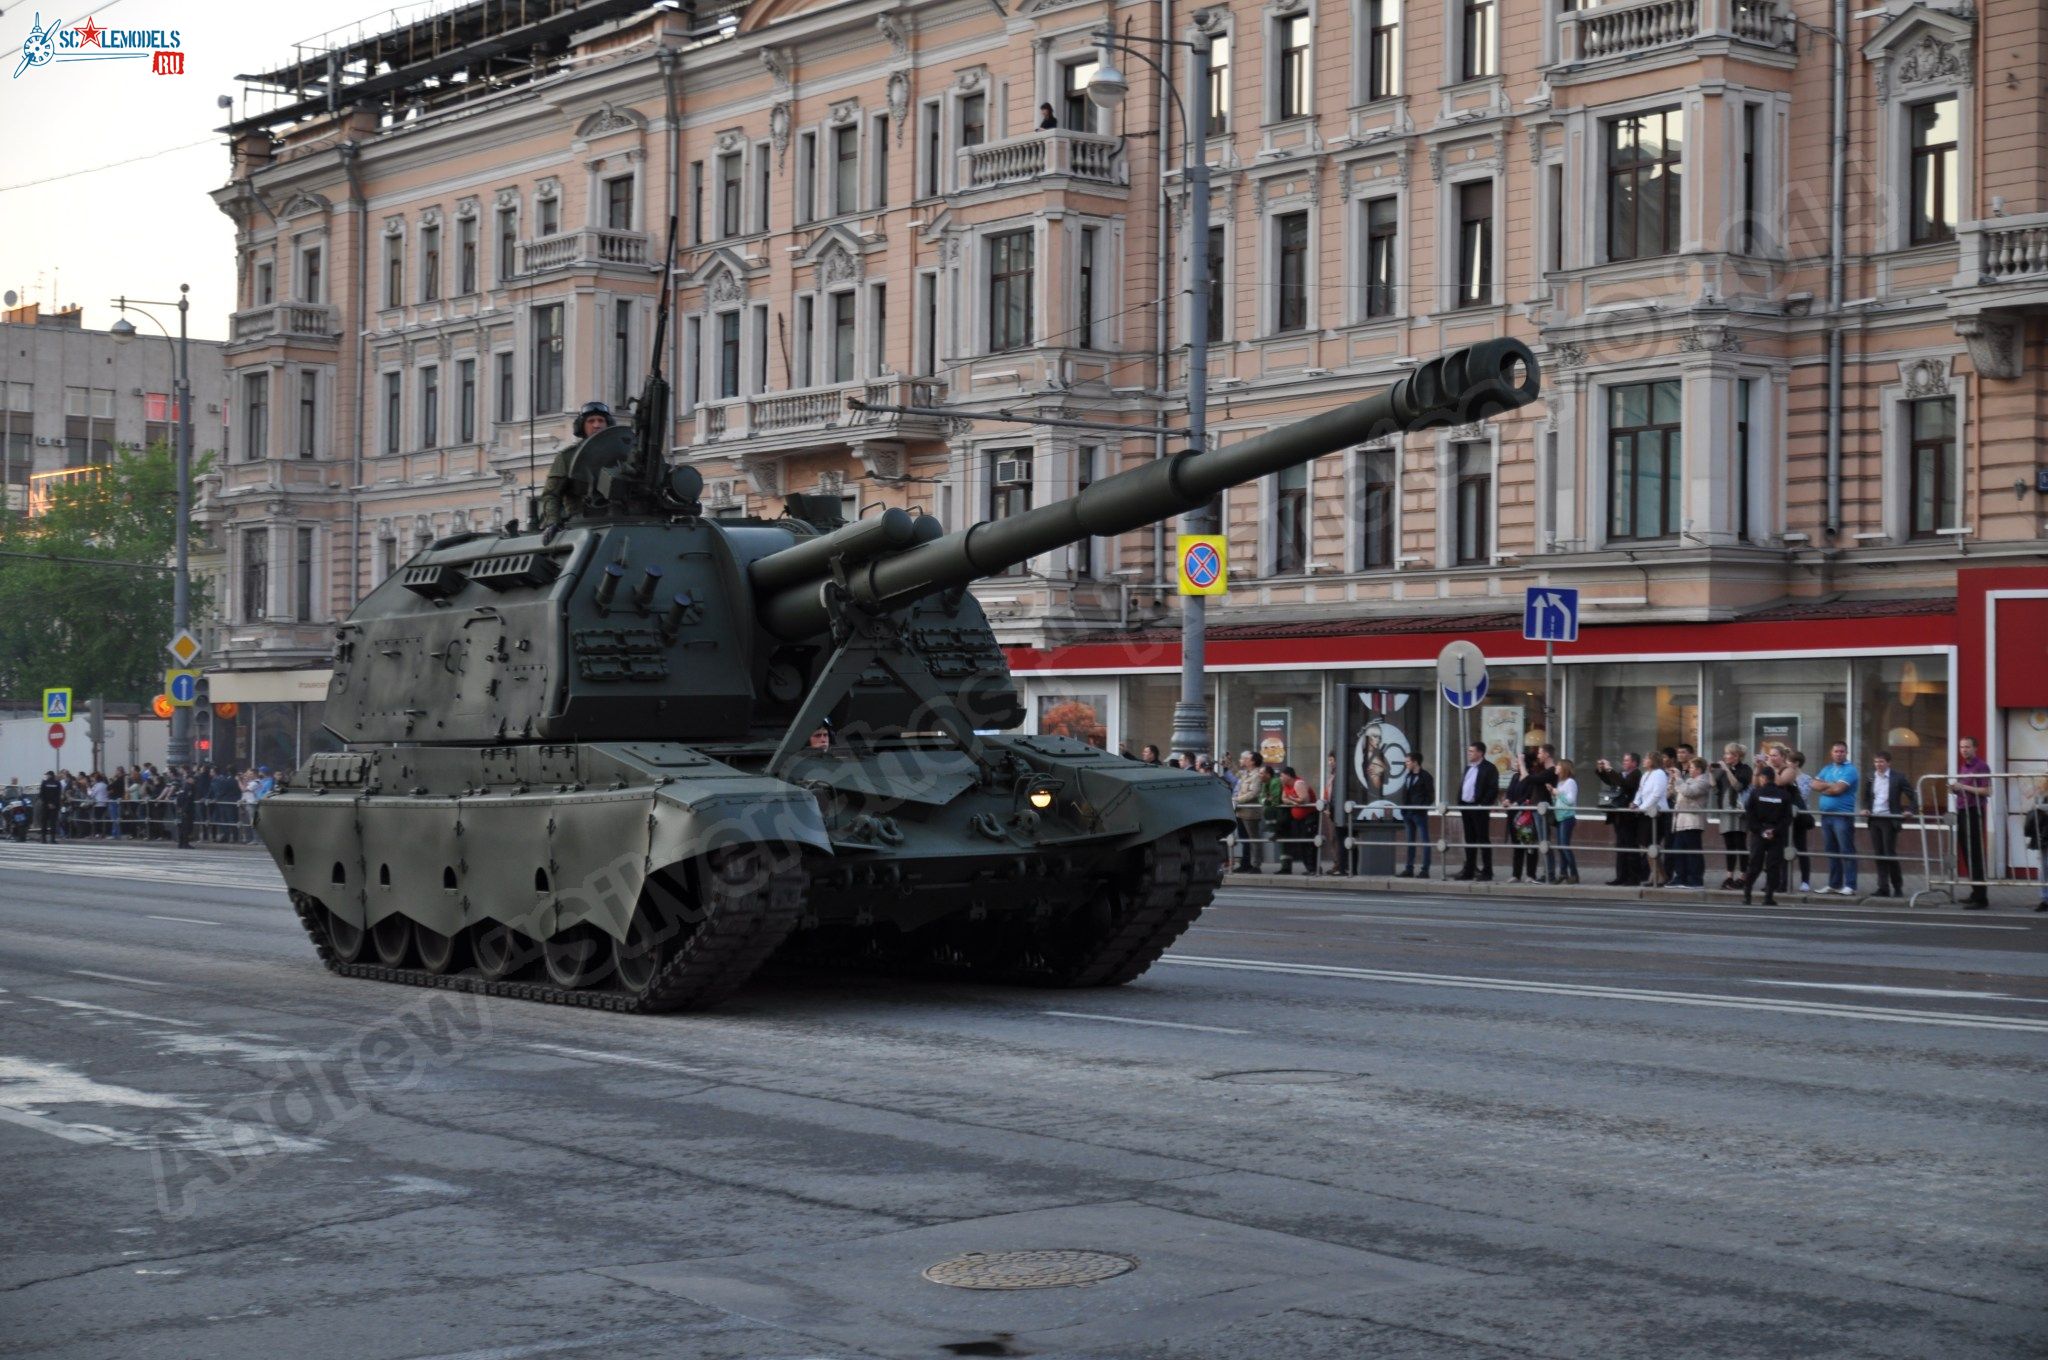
[257,338,1540,1010]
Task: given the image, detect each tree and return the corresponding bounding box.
[0,443,209,705]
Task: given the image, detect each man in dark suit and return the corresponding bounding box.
[1862,749,1916,897]
[1596,753,1645,884]
[1452,742,1498,882]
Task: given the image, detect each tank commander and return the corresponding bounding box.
[538,401,616,538]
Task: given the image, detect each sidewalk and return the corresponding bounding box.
[1223,866,2048,915]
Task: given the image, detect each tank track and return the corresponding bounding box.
[287,846,807,1013]
[776,827,1226,988]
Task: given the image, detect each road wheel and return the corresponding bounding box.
[543,923,612,990]
[613,889,677,995]
[371,915,413,968]
[326,908,367,964]
[415,922,466,975]
[473,921,539,981]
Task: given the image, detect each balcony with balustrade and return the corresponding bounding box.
[517,227,653,275]
[226,302,339,351]
[1551,0,1793,77]
[692,376,954,460]
[1947,213,2048,380]
[953,130,1126,204]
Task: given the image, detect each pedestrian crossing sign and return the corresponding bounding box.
[41,687,71,723]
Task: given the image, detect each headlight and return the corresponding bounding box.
[1028,786,1055,811]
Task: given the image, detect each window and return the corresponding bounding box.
[719,154,743,237]
[1077,225,1098,350]
[420,223,440,302]
[497,205,518,282]
[1207,33,1230,135]
[1061,58,1099,132]
[755,143,773,233]
[872,118,889,211]
[8,381,32,412]
[1606,107,1683,261]
[533,303,564,413]
[255,260,274,306]
[1276,13,1311,120]
[242,372,268,461]
[612,300,633,408]
[688,161,704,243]
[1275,210,1309,332]
[832,125,859,216]
[960,93,986,148]
[1454,441,1490,564]
[297,370,317,458]
[1205,226,1227,340]
[384,233,403,308]
[796,295,816,387]
[1460,0,1496,81]
[1362,196,1398,319]
[797,133,817,223]
[752,303,769,395]
[241,530,268,622]
[64,386,114,418]
[683,316,701,410]
[1907,396,1956,538]
[988,449,1032,573]
[1074,446,1097,577]
[294,528,314,623]
[300,245,322,302]
[383,372,401,454]
[1607,379,1682,542]
[537,195,559,236]
[1547,163,1564,273]
[1908,97,1957,246]
[1735,377,1752,543]
[988,228,1034,352]
[831,292,857,383]
[420,366,439,448]
[457,216,478,293]
[380,537,398,582]
[1455,180,1493,308]
[870,283,887,377]
[495,351,515,423]
[718,311,742,399]
[458,358,477,444]
[604,175,633,231]
[1366,0,1400,101]
[1359,447,1395,568]
[917,272,938,375]
[1739,104,1759,256]
[1274,463,1308,573]
[922,99,943,197]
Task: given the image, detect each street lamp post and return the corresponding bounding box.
[1091,28,1215,764]
[110,284,195,767]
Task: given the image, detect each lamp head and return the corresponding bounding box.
[110,316,138,344]
[1087,58,1128,110]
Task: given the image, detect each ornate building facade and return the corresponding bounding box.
[207,0,2045,854]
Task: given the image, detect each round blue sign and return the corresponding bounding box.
[1183,542,1222,589]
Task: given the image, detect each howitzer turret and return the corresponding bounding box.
[255,339,1541,1014]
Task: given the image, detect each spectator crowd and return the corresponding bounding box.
[0,765,277,849]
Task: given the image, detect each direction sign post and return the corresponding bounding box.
[165,668,201,707]
[47,723,65,751]
[1522,589,1580,745]
[1436,641,1489,791]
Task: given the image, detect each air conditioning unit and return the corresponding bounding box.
[34,435,52,446]
[130,387,145,397]
[994,457,1031,485]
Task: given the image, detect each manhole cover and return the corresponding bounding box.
[1207,1069,1353,1086]
[922,1249,1138,1290]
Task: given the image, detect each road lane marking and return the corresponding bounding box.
[1224,895,2031,931]
[1744,979,2048,1003]
[1042,1010,1253,1035]
[28,997,199,1027]
[1159,955,2048,1032]
[0,1105,118,1145]
[525,1041,715,1079]
[69,970,165,988]
[146,915,221,927]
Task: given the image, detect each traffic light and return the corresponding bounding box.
[86,697,106,750]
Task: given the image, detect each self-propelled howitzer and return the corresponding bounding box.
[257,338,1540,1011]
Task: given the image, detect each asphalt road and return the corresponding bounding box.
[1,841,2044,1360]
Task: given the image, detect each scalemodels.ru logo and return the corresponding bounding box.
[13,12,185,79]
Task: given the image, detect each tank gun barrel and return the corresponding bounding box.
[759,338,1540,640]
[746,506,946,598]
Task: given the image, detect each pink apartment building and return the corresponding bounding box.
[203,0,2045,868]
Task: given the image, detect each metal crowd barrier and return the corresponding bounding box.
[38,796,260,842]
[1912,771,2048,907]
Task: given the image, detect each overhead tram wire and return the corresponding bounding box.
[0,0,126,58]
[0,138,214,194]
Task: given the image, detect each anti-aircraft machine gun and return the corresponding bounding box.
[257,337,1542,1011]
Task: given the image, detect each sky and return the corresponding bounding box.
[0,0,423,341]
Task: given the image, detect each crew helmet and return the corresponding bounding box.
[572,401,613,438]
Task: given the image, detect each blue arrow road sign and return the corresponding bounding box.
[1523,587,1580,643]
[169,672,199,704]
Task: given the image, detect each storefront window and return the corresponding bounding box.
[1471,665,1556,777]
[1327,669,1435,811]
[1850,654,1948,788]
[1034,691,1111,749]
[1215,671,1322,775]
[1568,662,1700,767]
[249,702,299,776]
[1703,658,1845,767]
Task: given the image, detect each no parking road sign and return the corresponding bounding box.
[1177,534,1227,596]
